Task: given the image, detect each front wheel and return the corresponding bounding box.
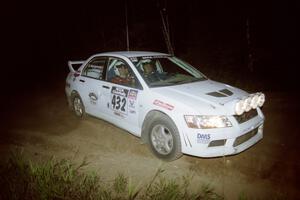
[147,113,182,161]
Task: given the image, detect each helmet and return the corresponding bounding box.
[137,59,152,72]
[114,61,126,76]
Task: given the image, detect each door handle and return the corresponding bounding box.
[79,79,85,83]
[102,85,110,89]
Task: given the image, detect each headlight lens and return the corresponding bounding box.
[184,115,232,129]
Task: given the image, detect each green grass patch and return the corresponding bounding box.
[0,151,223,200]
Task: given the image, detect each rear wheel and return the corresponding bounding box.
[146,113,182,161]
[72,95,85,118]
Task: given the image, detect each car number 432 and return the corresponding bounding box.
[111,94,127,113]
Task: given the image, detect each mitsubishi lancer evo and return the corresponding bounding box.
[65,51,265,161]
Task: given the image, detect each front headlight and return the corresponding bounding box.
[184,115,232,129]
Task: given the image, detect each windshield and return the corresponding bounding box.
[130,56,207,87]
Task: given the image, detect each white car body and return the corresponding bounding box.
[65,51,265,160]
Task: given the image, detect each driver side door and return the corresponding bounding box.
[100,57,144,135]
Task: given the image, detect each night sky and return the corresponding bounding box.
[2,1,296,95]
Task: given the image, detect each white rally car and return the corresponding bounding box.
[65,51,265,161]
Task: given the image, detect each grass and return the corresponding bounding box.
[0,151,224,200]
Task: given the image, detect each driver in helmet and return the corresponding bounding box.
[142,61,160,83]
[111,63,135,86]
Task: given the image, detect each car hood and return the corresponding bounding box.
[151,79,248,115]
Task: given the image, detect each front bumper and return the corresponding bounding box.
[180,109,264,157]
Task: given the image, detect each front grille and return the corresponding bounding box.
[233,109,258,124]
[233,127,258,147]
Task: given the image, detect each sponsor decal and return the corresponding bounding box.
[128,89,138,100]
[128,99,135,109]
[89,93,98,105]
[127,89,138,113]
[113,111,125,118]
[129,57,138,62]
[197,133,211,144]
[111,86,128,97]
[90,100,96,105]
[142,56,169,59]
[153,100,174,111]
[129,110,136,114]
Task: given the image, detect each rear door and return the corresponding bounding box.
[77,56,108,117]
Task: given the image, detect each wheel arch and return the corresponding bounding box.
[70,90,85,109]
[141,109,178,144]
[71,90,79,99]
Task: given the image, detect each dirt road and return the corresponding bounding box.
[1,86,300,199]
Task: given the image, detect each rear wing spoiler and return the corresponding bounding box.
[68,60,85,73]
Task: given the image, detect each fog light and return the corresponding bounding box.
[258,93,265,107]
[250,94,259,109]
[235,100,244,115]
[244,97,252,112]
[208,139,226,147]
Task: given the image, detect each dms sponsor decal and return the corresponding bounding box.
[128,90,138,100]
[197,133,211,144]
[111,86,128,97]
[153,100,174,111]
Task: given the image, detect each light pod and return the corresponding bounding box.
[250,93,259,109]
[235,99,245,115]
[257,93,265,107]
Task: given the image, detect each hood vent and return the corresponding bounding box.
[219,89,233,96]
[206,92,227,97]
[206,89,233,97]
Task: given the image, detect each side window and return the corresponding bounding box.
[82,58,107,80]
[106,57,142,89]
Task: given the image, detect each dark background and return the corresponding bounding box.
[1,1,297,96]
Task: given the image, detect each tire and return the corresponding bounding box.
[146,112,182,161]
[72,94,86,118]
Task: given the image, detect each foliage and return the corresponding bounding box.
[0,151,224,200]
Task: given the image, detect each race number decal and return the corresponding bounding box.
[111,87,129,115]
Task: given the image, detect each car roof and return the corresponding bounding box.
[93,51,170,58]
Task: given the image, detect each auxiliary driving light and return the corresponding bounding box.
[250,94,259,109]
[235,99,245,115]
[257,93,265,107]
[244,97,252,112]
[235,92,265,115]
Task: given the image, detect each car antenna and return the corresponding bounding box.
[159,2,174,55]
[125,0,130,51]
